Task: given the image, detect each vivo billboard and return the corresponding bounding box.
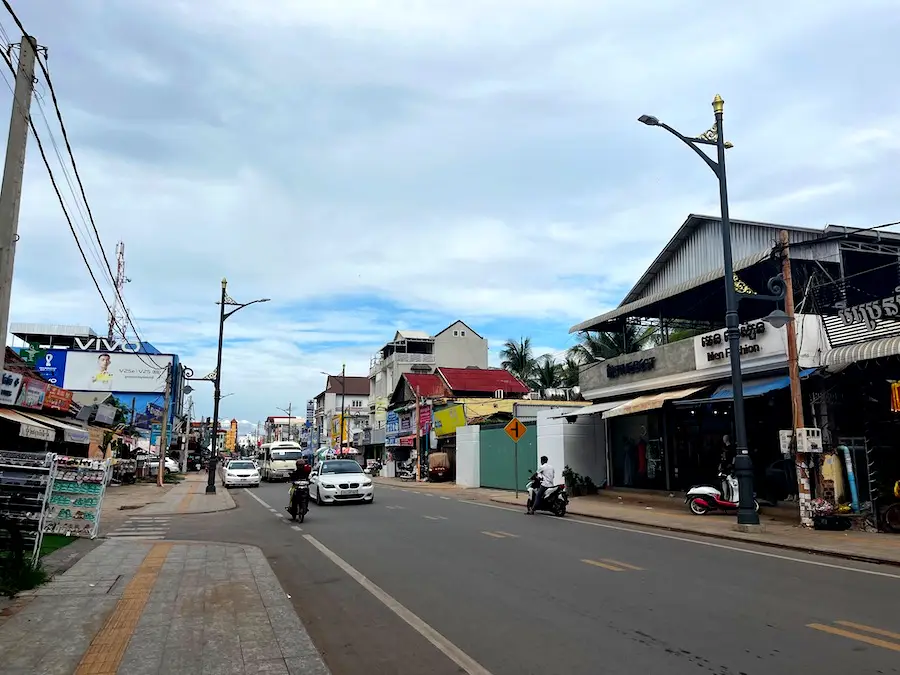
[62,352,173,393]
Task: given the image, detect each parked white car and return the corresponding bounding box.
[146,456,180,476]
[310,459,374,505]
[220,459,261,488]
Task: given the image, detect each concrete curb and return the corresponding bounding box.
[488,497,900,568]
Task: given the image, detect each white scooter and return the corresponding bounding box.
[685,471,760,516]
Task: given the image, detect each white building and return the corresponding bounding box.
[314,375,370,448]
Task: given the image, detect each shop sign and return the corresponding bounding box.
[399,435,416,447]
[20,423,54,442]
[16,376,47,409]
[72,337,143,352]
[386,411,400,434]
[433,404,466,437]
[399,412,412,433]
[417,406,432,434]
[386,434,400,447]
[43,385,73,412]
[607,357,656,379]
[694,321,780,370]
[0,369,23,405]
[837,288,900,331]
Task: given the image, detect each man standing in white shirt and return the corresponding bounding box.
[528,455,555,515]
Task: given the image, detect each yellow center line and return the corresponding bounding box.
[834,621,900,642]
[582,559,626,572]
[807,623,900,653]
[482,531,507,538]
[74,543,172,674]
[600,558,644,571]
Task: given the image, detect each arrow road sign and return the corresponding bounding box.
[504,417,526,443]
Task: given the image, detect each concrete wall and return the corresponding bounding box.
[537,410,608,487]
[455,425,480,488]
[434,322,489,369]
[579,339,696,397]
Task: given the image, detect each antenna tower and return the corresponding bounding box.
[108,241,127,341]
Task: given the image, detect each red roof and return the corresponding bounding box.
[437,367,530,395]
[403,373,451,398]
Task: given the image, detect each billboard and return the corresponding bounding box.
[62,352,172,393]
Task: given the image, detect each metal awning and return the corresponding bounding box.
[603,386,707,419]
[674,369,818,406]
[823,336,900,366]
[570,249,772,333]
[0,407,56,442]
[19,411,90,444]
[553,400,634,419]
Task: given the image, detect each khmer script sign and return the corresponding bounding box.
[837,288,900,331]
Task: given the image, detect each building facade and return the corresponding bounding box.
[313,374,370,449]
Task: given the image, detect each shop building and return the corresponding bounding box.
[312,374,370,450]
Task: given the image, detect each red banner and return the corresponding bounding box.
[43,384,73,412]
[399,435,416,447]
[16,376,47,410]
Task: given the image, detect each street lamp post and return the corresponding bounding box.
[638,95,762,526]
[339,363,347,454]
[277,403,293,441]
[207,278,270,494]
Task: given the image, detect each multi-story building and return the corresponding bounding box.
[366,320,489,448]
[313,374,370,448]
[265,415,300,443]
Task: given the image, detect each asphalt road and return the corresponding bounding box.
[166,480,900,675]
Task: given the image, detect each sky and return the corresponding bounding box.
[4,0,900,434]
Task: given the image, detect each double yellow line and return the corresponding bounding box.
[808,620,900,653]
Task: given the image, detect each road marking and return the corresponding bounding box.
[304,535,494,675]
[808,622,900,652]
[600,558,644,571]
[494,531,518,538]
[482,531,508,539]
[291,525,303,532]
[386,505,406,510]
[460,500,900,579]
[582,559,626,572]
[74,543,171,674]
[423,515,447,521]
[107,532,166,539]
[424,493,434,497]
[268,508,277,512]
[244,488,273,509]
[441,496,451,500]
[412,491,421,494]
[834,620,900,641]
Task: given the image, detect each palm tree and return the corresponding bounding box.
[561,356,581,388]
[533,355,563,397]
[500,337,536,384]
[568,325,657,363]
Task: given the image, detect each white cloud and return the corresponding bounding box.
[6,0,900,422]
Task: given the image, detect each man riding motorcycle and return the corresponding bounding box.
[527,455,555,515]
[287,457,312,515]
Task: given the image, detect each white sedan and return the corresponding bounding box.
[310,459,374,505]
[220,459,261,488]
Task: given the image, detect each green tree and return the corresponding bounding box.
[561,356,581,388]
[500,337,537,384]
[568,325,657,363]
[533,355,563,397]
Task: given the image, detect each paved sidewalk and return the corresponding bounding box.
[373,477,460,490]
[490,492,900,566]
[134,472,236,516]
[0,539,330,675]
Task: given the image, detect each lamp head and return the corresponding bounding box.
[221,278,227,289]
[638,114,660,126]
[762,309,793,329]
[712,94,724,115]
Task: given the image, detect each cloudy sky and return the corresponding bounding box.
[5,0,900,431]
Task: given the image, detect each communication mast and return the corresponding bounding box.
[107,241,127,341]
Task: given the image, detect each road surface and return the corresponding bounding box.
[166,479,900,675]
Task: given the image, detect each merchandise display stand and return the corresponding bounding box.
[44,456,111,539]
[0,450,56,563]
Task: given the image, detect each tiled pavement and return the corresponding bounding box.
[0,539,329,675]
[107,515,172,540]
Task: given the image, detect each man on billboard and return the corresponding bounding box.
[91,353,114,390]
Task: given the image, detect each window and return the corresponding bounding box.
[453,330,459,336]
[460,330,466,336]
[351,399,362,407]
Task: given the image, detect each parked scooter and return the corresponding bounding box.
[685,471,759,515]
[525,471,568,516]
[285,480,310,522]
[397,461,416,482]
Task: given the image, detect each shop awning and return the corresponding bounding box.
[603,386,707,419]
[555,400,634,419]
[823,337,900,366]
[0,407,56,442]
[707,368,818,400]
[19,411,90,444]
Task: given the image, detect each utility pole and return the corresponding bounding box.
[0,36,37,372]
[781,230,813,527]
[414,393,421,481]
[180,397,192,473]
[108,241,127,341]
[158,364,172,487]
[277,403,293,441]
[339,363,346,454]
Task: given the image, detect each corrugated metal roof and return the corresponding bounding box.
[395,330,432,340]
[438,367,530,394]
[403,373,451,398]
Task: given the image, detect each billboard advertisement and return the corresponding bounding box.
[62,352,172,393]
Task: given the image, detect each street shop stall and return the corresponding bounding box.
[0,450,55,563]
[43,456,111,538]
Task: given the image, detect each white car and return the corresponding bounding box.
[221,459,261,488]
[146,456,180,476]
[310,459,374,505]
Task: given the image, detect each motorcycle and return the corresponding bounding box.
[285,480,310,522]
[397,461,416,482]
[526,472,568,516]
[685,472,759,515]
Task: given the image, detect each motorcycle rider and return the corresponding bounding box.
[288,457,312,509]
[528,455,555,515]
